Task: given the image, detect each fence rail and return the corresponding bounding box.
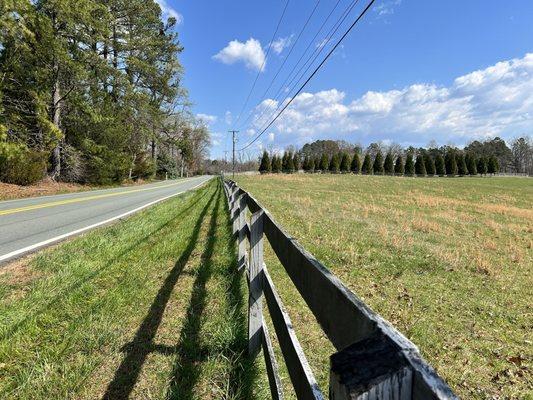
[223,178,457,399]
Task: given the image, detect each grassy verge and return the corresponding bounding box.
[235,174,532,399]
[0,179,268,399]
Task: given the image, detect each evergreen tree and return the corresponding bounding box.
[361,154,372,174]
[258,151,271,173]
[415,154,426,176]
[435,154,446,176]
[445,152,458,176]
[457,153,468,176]
[319,153,329,172]
[329,153,340,173]
[309,157,315,172]
[287,153,295,173]
[351,153,361,174]
[272,155,282,173]
[383,153,394,175]
[293,153,301,171]
[465,153,477,175]
[340,152,351,172]
[314,156,321,172]
[404,154,415,176]
[487,155,499,175]
[424,155,436,176]
[302,155,310,172]
[477,157,488,175]
[373,151,384,175]
[282,152,289,172]
[394,155,404,175]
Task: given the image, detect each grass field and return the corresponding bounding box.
[235,174,532,399]
[0,180,268,399]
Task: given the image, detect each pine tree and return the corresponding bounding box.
[293,153,300,171]
[329,153,340,173]
[373,151,384,175]
[258,151,271,173]
[435,154,446,176]
[457,153,468,176]
[487,155,499,175]
[302,155,310,172]
[287,153,295,173]
[465,153,477,175]
[351,153,361,174]
[282,152,289,172]
[309,157,315,172]
[424,155,436,176]
[394,155,404,175]
[445,152,457,176]
[477,157,488,175]
[314,156,321,172]
[404,154,415,176]
[361,154,372,174]
[272,155,282,173]
[384,153,394,175]
[340,152,351,173]
[319,153,329,172]
[415,154,426,176]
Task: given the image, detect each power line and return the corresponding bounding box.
[238,0,376,151]
[252,0,361,133]
[233,0,290,127]
[237,0,322,130]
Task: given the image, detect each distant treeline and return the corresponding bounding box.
[258,137,533,176]
[1,0,209,186]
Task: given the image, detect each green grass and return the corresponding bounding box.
[0,179,269,399]
[235,174,532,399]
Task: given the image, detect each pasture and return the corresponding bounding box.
[234,174,532,399]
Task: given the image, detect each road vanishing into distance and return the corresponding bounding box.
[0,176,212,264]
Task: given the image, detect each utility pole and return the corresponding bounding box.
[229,130,238,179]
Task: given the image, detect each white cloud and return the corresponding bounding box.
[268,132,275,142]
[213,38,266,71]
[196,113,217,125]
[271,36,292,54]
[225,111,232,125]
[154,0,183,24]
[375,0,402,16]
[248,53,533,148]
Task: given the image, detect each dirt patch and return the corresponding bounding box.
[0,178,91,201]
[0,254,42,301]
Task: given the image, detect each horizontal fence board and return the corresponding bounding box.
[263,266,324,400]
[262,317,284,400]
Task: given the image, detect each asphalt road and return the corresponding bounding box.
[0,176,212,264]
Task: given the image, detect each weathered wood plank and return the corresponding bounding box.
[263,266,324,400]
[248,210,264,357]
[238,193,248,271]
[262,316,284,400]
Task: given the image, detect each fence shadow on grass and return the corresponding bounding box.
[166,181,257,399]
[102,184,218,400]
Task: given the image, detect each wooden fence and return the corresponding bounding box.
[223,179,458,400]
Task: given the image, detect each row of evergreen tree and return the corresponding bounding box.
[259,150,499,176]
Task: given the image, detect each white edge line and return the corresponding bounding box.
[0,177,212,263]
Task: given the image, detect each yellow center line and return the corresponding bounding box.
[0,179,194,216]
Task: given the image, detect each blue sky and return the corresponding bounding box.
[158,0,533,158]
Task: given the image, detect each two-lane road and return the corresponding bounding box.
[0,176,212,264]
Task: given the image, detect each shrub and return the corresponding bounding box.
[404,154,415,176]
[373,151,384,175]
[477,157,488,175]
[319,153,329,172]
[465,153,477,175]
[259,151,271,173]
[132,154,156,180]
[425,155,436,176]
[340,152,350,172]
[361,153,372,174]
[0,149,47,185]
[457,153,468,176]
[445,152,457,176]
[435,154,445,176]
[351,153,361,174]
[329,153,340,173]
[394,155,404,175]
[487,155,499,174]
[384,153,394,175]
[415,154,426,176]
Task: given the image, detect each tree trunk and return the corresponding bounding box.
[50,59,62,180]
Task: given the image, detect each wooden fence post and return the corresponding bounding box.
[329,334,413,400]
[248,210,264,357]
[238,193,248,271]
[231,189,240,238]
